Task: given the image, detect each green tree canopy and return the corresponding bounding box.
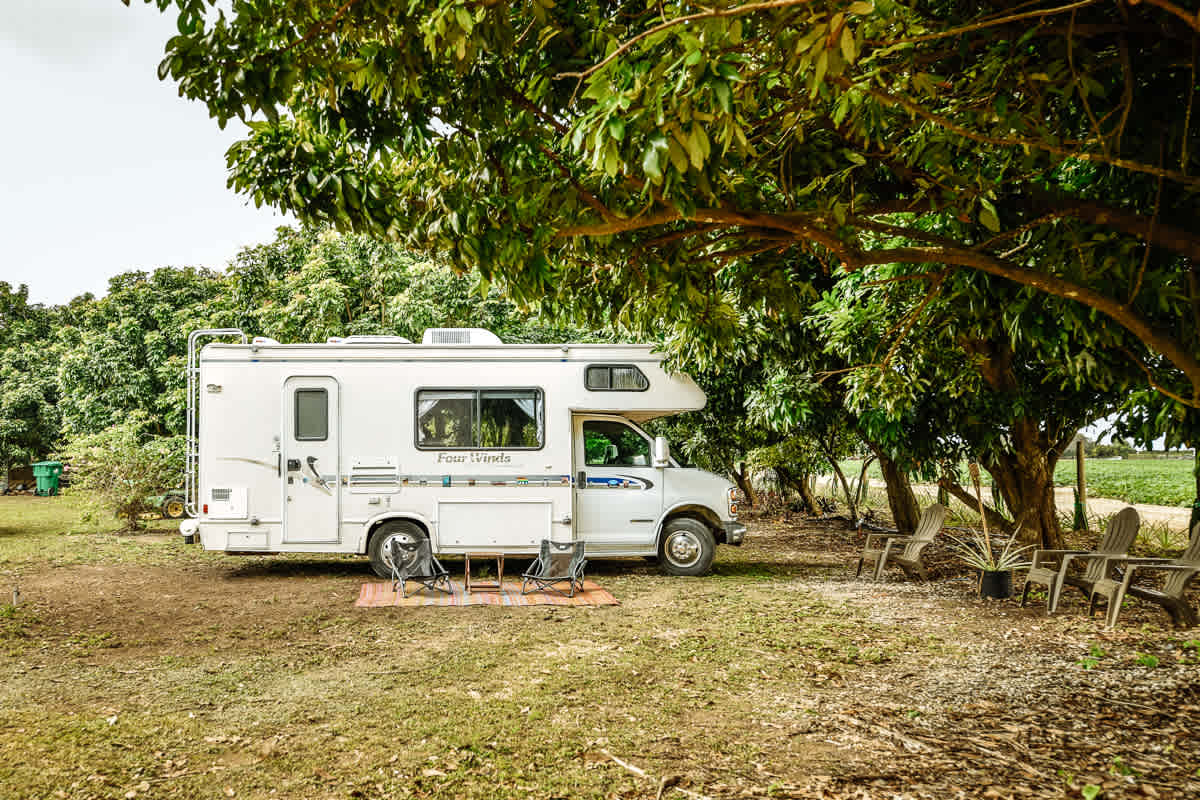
[140,0,1200,418]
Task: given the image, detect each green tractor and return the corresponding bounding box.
[148,492,187,520]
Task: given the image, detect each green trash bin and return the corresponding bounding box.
[32,461,63,496]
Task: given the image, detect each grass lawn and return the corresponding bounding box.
[835,457,1197,507]
[2,494,1199,799]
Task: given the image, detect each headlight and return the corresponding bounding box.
[728,487,738,517]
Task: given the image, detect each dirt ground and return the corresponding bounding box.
[1,504,1198,799]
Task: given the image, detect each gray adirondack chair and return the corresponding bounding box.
[1089,522,1200,629]
[1020,506,1139,614]
[856,504,946,581]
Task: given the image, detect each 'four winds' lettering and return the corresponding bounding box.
[436,452,513,464]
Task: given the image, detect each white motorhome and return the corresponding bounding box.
[181,328,745,577]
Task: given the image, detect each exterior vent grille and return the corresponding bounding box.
[349,466,400,494]
[421,328,504,345]
[211,488,232,502]
[432,329,470,344]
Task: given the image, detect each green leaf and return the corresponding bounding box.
[642,137,665,181]
[840,26,857,64]
[979,199,1000,232]
[608,117,626,141]
[848,1,874,14]
[811,50,828,99]
[1080,785,1101,800]
[712,80,732,113]
[454,6,474,33]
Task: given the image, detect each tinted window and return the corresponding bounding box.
[584,420,651,466]
[416,389,544,449]
[295,389,328,441]
[479,390,543,448]
[416,390,474,448]
[585,364,649,391]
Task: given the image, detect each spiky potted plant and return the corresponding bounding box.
[947,463,1034,599]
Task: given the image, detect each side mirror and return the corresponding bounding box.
[653,436,671,468]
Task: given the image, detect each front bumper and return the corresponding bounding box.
[722,520,747,546]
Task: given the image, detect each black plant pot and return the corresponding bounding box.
[979,570,1012,600]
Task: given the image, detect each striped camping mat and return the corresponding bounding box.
[355,579,619,608]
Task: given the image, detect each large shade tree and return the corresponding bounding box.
[139,0,1200,411]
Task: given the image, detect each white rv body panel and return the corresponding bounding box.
[189,335,743,570]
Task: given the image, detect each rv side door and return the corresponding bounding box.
[572,415,663,555]
[282,376,341,543]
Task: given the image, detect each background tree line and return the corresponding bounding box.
[5,218,1197,541]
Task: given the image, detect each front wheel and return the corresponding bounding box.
[367,520,427,578]
[658,518,716,576]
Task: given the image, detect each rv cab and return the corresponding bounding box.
[182,328,745,577]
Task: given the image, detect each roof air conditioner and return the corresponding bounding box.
[421,328,503,345]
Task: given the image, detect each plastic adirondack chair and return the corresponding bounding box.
[521,540,587,597]
[856,503,947,581]
[390,538,452,598]
[1089,522,1200,629]
[1021,506,1139,614]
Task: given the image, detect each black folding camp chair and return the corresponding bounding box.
[390,538,452,598]
[521,540,587,597]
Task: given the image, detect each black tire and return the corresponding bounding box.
[367,520,427,578]
[163,496,187,520]
[658,517,716,576]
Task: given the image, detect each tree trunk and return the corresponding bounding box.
[874,450,920,533]
[1191,446,1199,531]
[940,480,1016,537]
[955,336,1075,550]
[776,466,817,515]
[983,448,1064,549]
[731,462,756,508]
[818,439,857,520]
[856,455,877,504]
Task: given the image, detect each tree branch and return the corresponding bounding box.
[556,0,819,81]
[1130,0,1200,32]
[855,245,1200,402]
[881,0,1102,46]
[839,77,1200,188]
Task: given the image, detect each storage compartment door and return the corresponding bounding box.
[437,499,552,551]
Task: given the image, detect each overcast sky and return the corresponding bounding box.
[1,0,289,306]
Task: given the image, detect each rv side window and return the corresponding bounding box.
[479,390,543,448]
[416,388,544,449]
[416,390,475,448]
[583,420,651,466]
[585,364,649,391]
[294,389,329,441]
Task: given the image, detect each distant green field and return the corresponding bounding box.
[834,457,1196,507]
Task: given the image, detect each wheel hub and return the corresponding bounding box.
[666,531,701,566]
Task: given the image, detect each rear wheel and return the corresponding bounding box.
[367,520,427,578]
[658,517,716,576]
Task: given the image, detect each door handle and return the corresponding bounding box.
[306,456,329,489]
[577,470,586,486]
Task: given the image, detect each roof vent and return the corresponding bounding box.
[341,335,413,344]
[421,328,503,345]
[251,336,279,345]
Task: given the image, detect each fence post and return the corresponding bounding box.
[1073,439,1088,531]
